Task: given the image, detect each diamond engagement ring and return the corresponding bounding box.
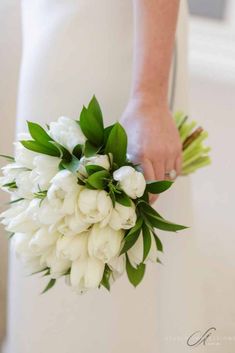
[165,169,177,180]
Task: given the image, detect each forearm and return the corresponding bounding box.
[131,0,180,105]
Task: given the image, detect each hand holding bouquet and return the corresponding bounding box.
[0,96,210,294]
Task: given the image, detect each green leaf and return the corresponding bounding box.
[42,269,51,277]
[0,154,14,161]
[100,264,112,291]
[79,106,104,146]
[41,278,56,294]
[115,192,132,207]
[27,121,52,146]
[87,95,104,130]
[137,201,163,219]
[2,181,17,189]
[84,140,100,157]
[8,198,24,205]
[145,212,187,232]
[61,156,80,173]
[77,177,85,186]
[86,170,110,189]
[146,180,173,194]
[51,141,71,161]
[105,123,127,166]
[141,189,149,203]
[153,233,163,252]
[109,188,116,207]
[21,140,60,157]
[30,267,49,276]
[72,144,83,159]
[85,164,106,176]
[120,218,143,255]
[63,268,71,276]
[103,124,115,145]
[34,190,47,200]
[126,254,146,287]
[85,181,96,190]
[138,201,187,232]
[8,233,15,239]
[142,223,152,262]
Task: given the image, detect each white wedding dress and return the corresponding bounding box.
[4,1,205,353]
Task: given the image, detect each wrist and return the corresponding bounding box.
[129,91,169,111]
[130,86,168,108]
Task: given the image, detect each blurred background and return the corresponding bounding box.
[0,0,234,352]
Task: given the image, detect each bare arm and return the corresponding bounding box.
[121,0,182,201]
[131,0,179,103]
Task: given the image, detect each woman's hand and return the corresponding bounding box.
[120,96,182,202]
[126,0,181,202]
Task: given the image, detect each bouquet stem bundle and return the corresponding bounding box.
[174,112,211,175]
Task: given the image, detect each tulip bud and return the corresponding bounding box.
[56,232,88,261]
[78,154,112,179]
[31,155,61,190]
[128,231,157,268]
[78,189,113,224]
[29,228,59,255]
[41,248,71,279]
[70,256,105,291]
[88,224,124,262]
[49,116,86,153]
[47,170,81,215]
[109,202,137,230]
[113,166,146,199]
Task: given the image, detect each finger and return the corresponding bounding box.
[150,161,165,204]
[141,158,155,182]
[150,194,158,204]
[175,154,182,176]
[165,157,176,180]
[153,161,165,181]
[141,159,159,204]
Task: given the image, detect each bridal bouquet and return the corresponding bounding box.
[0,96,210,294]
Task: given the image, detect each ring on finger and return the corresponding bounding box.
[165,169,177,180]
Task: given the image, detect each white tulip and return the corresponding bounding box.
[56,232,88,261]
[49,116,86,153]
[86,154,111,170]
[0,163,26,189]
[12,232,32,258]
[127,231,158,268]
[77,189,113,224]
[78,154,111,178]
[29,228,60,255]
[15,170,35,199]
[113,166,146,199]
[22,256,45,274]
[41,248,71,279]
[27,198,64,225]
[1,200,40,233]
[47,170,81,215]
[88,224,124,263]
[56,215,90,237]
[31,155,61,190]
[50,169,79,192]
[108,254,126,281]
[70,256,104,291]
[14,141,37,169]
[12,233,44,273]
[109,202,137,230]
[0,200,29,226]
